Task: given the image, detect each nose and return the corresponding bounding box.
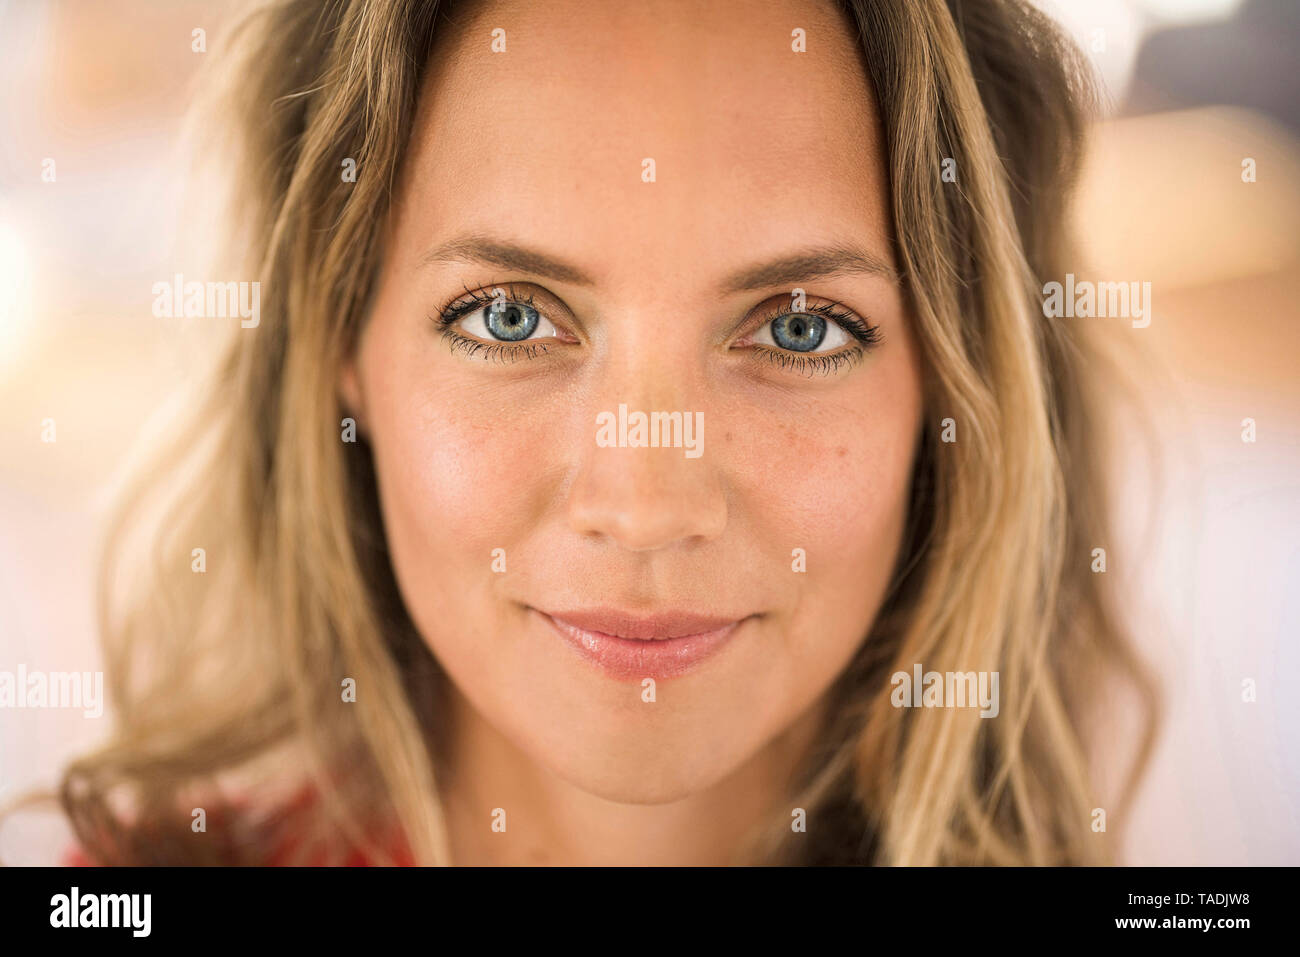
[565,358,727,552]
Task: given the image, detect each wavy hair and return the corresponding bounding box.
[24,0,1157,866]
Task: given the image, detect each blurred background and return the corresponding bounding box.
[0,0,1296,864]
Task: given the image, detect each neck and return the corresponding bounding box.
[438,683,827,866]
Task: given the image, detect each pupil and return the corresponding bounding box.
[486,300,539,341]
[772,313,825,352]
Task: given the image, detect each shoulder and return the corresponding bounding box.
[62,845,97,867]
[258,784,416,866]
[61,784,412,866]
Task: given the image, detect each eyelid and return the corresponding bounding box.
[437,281,578,343]
[734,296,881,350]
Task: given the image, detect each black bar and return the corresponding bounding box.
[0,865,1285,944]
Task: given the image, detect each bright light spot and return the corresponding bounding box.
[1134,0,1246,25]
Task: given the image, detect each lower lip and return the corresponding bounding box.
[538,611,744,679]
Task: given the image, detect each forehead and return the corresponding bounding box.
[395,0,892,284]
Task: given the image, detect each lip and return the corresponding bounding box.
[535,607,748,679]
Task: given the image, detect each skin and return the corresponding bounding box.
[340,0,924,865]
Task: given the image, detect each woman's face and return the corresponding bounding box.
[343,0,924,804]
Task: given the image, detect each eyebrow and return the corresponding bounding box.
[419,236,899,291]
[721,244,899,292]
[420,236,596,286]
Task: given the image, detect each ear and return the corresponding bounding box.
[338,352,367,432]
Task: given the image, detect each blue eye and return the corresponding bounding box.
[753,311,851,353]
[455,293,559,343]
[772,313,822,351]
[483,300,540,340]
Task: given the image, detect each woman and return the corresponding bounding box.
[55,0,1157,865]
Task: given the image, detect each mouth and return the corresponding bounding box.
[534,607,750,679]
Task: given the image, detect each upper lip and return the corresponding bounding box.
[539,607,746,640]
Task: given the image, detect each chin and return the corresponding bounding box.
[546,756,728,806]
[524,719,756,806]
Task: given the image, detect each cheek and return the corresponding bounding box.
[741,417,911,557]
[358,339,557,620]
[739,377,919,570]
[728,350,922,654]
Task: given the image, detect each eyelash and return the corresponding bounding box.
[749,301,881,377]
[432,283,882,375]
[434,283,553,364]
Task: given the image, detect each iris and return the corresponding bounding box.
[770,313,825,352]
[484,300,540,341]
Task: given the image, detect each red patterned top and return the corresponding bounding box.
[61,786,415,866]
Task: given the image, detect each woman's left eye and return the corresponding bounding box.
[750,312,851,353]
[458,297,560,342]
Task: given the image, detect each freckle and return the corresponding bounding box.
[837,447,847,457]
[725,431,733,442]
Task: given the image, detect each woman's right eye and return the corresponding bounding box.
[454,292,561,343]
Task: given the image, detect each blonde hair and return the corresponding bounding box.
[38,0,1156,865]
